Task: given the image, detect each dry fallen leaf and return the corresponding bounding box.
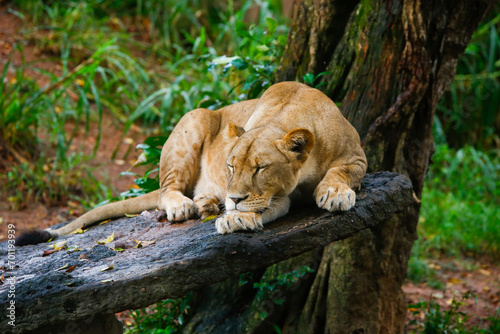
[71,228,85,234]
[66,265,77,273]
[43,250,59,257]
[67,245,81,252]
[97,231,115,245]
[98,219,111,226]
[428,263,441,270]
[478,269,491,276]
[55,263,69,271]
[124,213,139,218]
[134,239,157,248]
[202,215,218,223]
[123,137,134,145]
[447,277,463,285]
[433,292,444,299]
[50,240,67,251]
[100,264,114,272]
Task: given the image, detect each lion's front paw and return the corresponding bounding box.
[159,191,196,221]
[315,183,356,212]
[193,193,220,219]
[215,211,263,234]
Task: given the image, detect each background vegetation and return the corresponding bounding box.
[1,0,498,332]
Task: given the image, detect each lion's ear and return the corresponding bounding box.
[224,122,246,139]
[278,128,315,162]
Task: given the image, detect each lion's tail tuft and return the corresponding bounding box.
[15,229,56,246]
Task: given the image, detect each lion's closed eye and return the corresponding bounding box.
[255,164,269,174]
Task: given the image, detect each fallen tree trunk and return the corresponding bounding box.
[1,172,412,333]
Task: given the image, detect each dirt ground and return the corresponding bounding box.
[0,4,498,329]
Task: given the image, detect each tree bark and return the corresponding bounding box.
[184,0,492,333]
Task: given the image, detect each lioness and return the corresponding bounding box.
[16,82,367,246]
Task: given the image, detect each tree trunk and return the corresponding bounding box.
[183,0,492,333]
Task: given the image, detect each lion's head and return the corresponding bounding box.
[223,123,315,213]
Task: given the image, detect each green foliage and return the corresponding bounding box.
[12,1,130,59]
[125,292,193,334]
[408,293,500,333]
[436,10,500,149]
[0,39,147,207]
[117,136,167,200]
[253,265,314,319]
[409,8,500,300]
[3,0,288,207]
[409,143,499,284]
[407,256,445,290]
[121,0,288,193]
[134,6,287,122]
[426,145,499,203]
[418,145,499,258]
[303,71,331,88]
[408,144,499,283]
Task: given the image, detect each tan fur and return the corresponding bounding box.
[48,82,367,237]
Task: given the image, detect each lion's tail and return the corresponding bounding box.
[15,189,161,246]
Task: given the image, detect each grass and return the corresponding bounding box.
[421,145,498,256]
[408,144,499,286]
[419,145,499,256]
[0,39,148,208]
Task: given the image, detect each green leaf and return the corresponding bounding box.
[303,73,315,85]
[231,58,249,70]
[273,298,285,306]
[256,45,270,52]
[144,136,168,147]
[266,17,278,34]
[202,215,218,223]
[211,56,241,65]
[278,35,288,46]
[134,177,159,192]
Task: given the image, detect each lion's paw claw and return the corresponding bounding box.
[215,211,263,234]
[315,184,356,212]
[159,191,196,221]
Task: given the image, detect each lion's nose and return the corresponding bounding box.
[229,194,249,204]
